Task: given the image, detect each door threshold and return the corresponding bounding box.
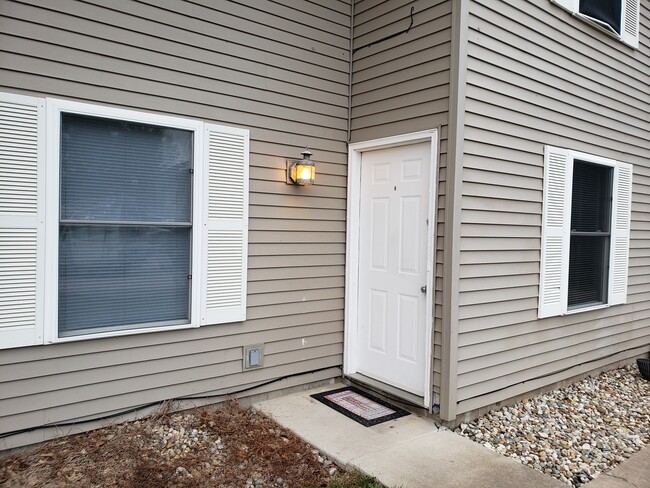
[346,373,425,409]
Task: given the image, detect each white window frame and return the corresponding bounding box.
[539,146,632,318]
[44,99,205,344]
[551,0,641,48]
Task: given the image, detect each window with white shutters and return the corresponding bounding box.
[539,146,632,318]
[0,93,249,348]
[551,0,640,48]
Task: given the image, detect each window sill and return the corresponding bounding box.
[564,303,610,315]
[574,13,633,47]
[47,322,199,345]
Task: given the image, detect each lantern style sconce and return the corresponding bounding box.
[286,148,316,186]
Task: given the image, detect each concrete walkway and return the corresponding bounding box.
[587,447,650,488]
[255,383,649,488]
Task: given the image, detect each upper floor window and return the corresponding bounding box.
[551,0,640,48]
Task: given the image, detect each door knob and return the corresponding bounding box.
[420,285,427,294]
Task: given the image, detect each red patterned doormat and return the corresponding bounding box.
[311,386,410,427]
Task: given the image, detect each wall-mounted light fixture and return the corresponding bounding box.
[286,148,316,186]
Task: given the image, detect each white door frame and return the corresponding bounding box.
[344,129,438,409]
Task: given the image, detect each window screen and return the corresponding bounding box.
[567,160,612,308]
[58,114,193,336]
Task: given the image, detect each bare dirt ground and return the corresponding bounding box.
[0,401,381,488]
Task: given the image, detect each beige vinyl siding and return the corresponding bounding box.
[351,0,451,141]
[455,0,650,413]
[350,0,452,399]
[0,0,349,443]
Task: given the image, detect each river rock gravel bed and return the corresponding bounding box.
[455,364,650,487]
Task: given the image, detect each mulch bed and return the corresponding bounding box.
[0,401,343,487]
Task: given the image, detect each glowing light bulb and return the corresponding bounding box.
[298,165,313,181]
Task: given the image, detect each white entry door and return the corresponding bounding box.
[356,142,431,396]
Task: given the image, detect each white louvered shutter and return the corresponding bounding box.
[0,93,45,348]
[608,162,633,305]
[539,146,572,318]
[621,0,640,48]
[201,124,249,325]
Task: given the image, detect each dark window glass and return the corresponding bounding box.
[579,0,621,34]
[570,160,611,233]
[60,114,192,222]
[59,114,193,336]
[568,235,608,306]
[568,160,612,308]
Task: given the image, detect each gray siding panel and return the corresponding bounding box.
[350,0,452,399]
[456,0,650,412]
[0,0,350,445]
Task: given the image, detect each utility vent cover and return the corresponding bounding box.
[243,344,264,370]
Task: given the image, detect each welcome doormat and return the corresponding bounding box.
[311,386,410,427]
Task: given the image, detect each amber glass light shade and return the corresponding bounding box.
[287,149,316,186]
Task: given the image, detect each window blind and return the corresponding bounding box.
[567,161,612,308]
[60,114,192,223]
[570,161,611,233]
[58,114,192,335]
[568,235,608,307]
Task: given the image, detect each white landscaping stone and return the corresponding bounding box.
[455,365,649,487]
